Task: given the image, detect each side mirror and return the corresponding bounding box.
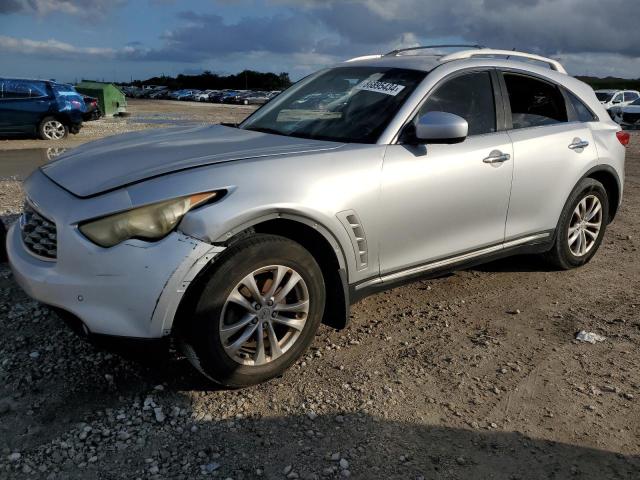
[612,98,622,104]
[414,111,468,144]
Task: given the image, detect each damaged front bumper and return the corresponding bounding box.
[7,170,224,340]
[8,223,221,338]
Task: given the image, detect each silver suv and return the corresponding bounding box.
[7,47,629,386]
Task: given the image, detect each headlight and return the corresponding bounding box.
[79,192,218,247]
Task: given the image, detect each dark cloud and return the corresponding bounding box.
[0,0,24,14]
[0,0,125,17]
[1,0,639,78]
[289,0,640,58]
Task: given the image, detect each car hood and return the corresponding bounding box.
[41,125,344,197]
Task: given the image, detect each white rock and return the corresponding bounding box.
[154,407,165,423]
[576,331,607,344]
[8,452,21,462]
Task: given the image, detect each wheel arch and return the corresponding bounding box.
[174,214,351,336]
[583,165,621,222]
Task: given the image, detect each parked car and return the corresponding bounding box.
[610,97,640,128]
[6,47,629,387]
[240,91,270,105]
[0,220,6,263]
[222,91,248,103]
[192,90,216,102]
[148,89,169,100]
[171,90,197,101]
[0,78,85,140]
[82,95,101,121]
[595,89,640,111]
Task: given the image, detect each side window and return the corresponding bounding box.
[566,91,597,122]
[418,71,496,136]
[0,80,47,99]
[503,73,568,129]
[612,93,623,104]
[624,92,639,102]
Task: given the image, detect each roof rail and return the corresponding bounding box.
[440,49,567,74]
[345,54,383,63]
[385,44,485,57]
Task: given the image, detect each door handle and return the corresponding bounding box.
[568,139,589,150]
[483,150,511,164]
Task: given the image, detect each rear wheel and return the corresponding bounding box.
[544,178,609,269]
[38,117,68,140]
[181,234,325,387]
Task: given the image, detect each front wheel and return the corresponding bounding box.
[38,117,68,140]
[181,234,326,387]
[544,178,609,269]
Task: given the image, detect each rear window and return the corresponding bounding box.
[503,73,568,129]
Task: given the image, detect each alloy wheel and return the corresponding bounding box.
[42,120,66,140]
[219,265,310,366]
[568,194,602,257]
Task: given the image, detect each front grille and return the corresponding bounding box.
[622,112,640,124]
[21,202,57,260]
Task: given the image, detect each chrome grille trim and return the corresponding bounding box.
[20,201,57,261]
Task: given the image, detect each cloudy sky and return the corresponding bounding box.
[1,0,639,82]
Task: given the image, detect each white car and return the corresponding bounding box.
[611,97,640,128]
[193,90,216,102]
[7,46,629,386]
[595,89,640,111]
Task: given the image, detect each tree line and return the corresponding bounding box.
[127,70,292,91]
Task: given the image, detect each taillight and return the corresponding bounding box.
[616,131,630,146]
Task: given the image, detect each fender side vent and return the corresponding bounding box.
[337,211,368,271]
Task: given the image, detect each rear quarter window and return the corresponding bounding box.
[566,91,597,122]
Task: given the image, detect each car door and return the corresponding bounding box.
[500,71,600,240]
[378,69,514,275]
[0,80,51,133]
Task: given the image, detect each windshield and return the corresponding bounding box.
[595,92,614,102]
[241,66,427,143]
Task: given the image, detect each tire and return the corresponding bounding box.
[181,234,325,387]
[544,178,609,270]
[38,117,68,140]
[0,221,7,263]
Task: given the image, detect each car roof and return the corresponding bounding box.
[339,47,568,74]
[0,77,64,86]
[595,89,621,93]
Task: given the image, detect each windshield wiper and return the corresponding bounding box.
[245,127,286,136]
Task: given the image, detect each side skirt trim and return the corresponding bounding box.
[355,232,551,291]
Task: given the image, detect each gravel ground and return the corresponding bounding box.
[0,101,638,479]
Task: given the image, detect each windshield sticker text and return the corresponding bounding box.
[354,80,406,96]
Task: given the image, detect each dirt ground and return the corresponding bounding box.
[0,100,638,480]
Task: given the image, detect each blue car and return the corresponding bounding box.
[0,78,85,140]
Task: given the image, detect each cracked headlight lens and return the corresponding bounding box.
[79,192,217,247]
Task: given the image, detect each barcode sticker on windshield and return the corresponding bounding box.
[355,80,406,96]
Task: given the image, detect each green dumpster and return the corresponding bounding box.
[75,81,127,116]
